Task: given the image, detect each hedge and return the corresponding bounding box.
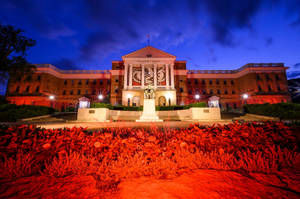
[91,102,207,111]
[243,103,300,120]
[0,104,55,122]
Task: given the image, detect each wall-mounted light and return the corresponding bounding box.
[195,94,200,99]
[242,93,249,99]
[98,94,103,100]
[49,95,55,100]
[127,94,133,99]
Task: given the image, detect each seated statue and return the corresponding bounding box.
[144,86,155,99]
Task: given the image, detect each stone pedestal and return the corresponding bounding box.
[136,99,163,122]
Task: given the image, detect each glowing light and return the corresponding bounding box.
[49,95,55,100]
[127,94,132,99]
[98,94,103,100]
[195,94,200,99]
[243,94,249,99]
[165,93,172,99]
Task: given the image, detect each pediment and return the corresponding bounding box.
[122,46,176,59]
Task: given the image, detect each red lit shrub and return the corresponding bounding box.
[0,122,299,189]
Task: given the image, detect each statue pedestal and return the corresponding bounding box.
[136,99,163,122]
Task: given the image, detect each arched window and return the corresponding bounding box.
[35,86,40,92]
[258,85,262,91]
[26,86,30,93]
[63,90,66,95]
[15,86,20,93]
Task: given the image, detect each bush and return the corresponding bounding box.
[243,103,300,120]
[90,103,112,109]
[189,102,207,108]
[0,104,55,122]
[90,103,142,111]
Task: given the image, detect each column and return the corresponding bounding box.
[154,64,157,88]
[165,64,169,88]
[124,63,128,89]
[129,64,133,89]
[170,63,174,89]
[141,64,145,88]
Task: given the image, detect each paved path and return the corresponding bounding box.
[37,120,232,129]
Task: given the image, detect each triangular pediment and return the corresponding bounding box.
[122,46,176,59]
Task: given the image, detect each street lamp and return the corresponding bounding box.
[195,94,200,100]
[242,93,248,99]
[165,93,172,106]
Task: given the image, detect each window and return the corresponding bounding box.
[71,80,74,86]
[78,80,82,85]
[77,89,81,95]
[37,75,41,81]
[92,90,96,95]
[224,90,228,94]
[268,85,272,92]
[180,88,183,93]
[209,89,213,95]
[201,80,205,85]
[223,80,227,85]
[35,86,40,92]
[86,80,89,85]
[216,80,219,85]
[188,89,192,94]
[188,80,191,85]
[85,90,88,94]
[202,89,206,94]
[64,80,67,85]
[26,86,30,93]
[15,86,20,93]
[234,103,237,109]
[194,79,198,84]
[70,90,73,95]
[256,74,261,80]
[63,90,66,95]
[258,85,262,91]
[217,89,220,94]
[276,74,280,81]
[231,80,234,85]
[115,78,119,83]
[232,90,236,94]
[26,75,32,81]
[266,74,270,80]
[277,85,281,91]
[93,80,96,85]
[115,88,119,93]
[100,80,103,85]
[209,80,212,85]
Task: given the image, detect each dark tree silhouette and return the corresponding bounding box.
[0,24,36,82]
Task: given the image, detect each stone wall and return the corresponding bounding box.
[77,107,221,122]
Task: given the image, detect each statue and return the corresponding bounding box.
[144,86,155,99]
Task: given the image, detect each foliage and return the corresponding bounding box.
[0,122,298,190]
[244,103,300,120]
[90,103,142,111]
[0,104,55,122]
[188,102,207,108]
[156,102,206,111]
[0,24,36,82]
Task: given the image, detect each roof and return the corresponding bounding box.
[122,46,176,59]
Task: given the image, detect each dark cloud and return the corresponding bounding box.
[287,63,300,79]
[265,37,273,46]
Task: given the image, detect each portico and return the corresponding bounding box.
[121,46,177,106]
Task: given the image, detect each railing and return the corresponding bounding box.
[187,63,284,74]
[35,64,111,74]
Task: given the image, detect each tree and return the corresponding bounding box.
[0,24,36,82]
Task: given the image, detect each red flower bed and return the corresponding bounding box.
[0,122,299,189]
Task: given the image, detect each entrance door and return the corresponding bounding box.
[132,96,140,106]
[158,96,166,106]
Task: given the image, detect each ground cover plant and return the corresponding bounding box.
[0,122,299,193]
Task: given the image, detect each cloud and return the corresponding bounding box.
[287,63,300,79]
[265,37,273,46]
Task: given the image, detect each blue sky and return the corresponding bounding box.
[0,0,300,95]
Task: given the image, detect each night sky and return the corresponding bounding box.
[1,0,300,94]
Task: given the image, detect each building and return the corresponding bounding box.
[6,46,290,110]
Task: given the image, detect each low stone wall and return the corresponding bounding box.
[77,107,221,122]
[77,108,110,122]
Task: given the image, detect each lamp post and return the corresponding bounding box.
[49,95,55,109]
[98,94,103,100]
[127,94,132,106]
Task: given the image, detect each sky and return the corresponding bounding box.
[0,0,300,94]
